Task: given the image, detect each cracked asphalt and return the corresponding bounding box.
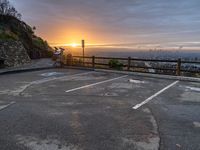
[0,68,199,150]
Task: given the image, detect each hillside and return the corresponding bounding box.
[0,15,53,59]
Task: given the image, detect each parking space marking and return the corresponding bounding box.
[16,72,93,95]
[133,80,179,110]
[66,75,128,93]
[32,71,93,85]
[0,72,93,96]
[0,101,16,111]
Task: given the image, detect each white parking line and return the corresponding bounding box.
[133,80,179,110]
[0,101,16,111]
[66,75,128,93]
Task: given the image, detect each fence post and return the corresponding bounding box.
[72,56,74,66]
[176,58,181,76]
[92,56,95,69]
[128,57,131,71]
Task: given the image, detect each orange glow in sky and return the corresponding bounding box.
[11,0,200,50]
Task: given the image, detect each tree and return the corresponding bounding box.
[32,26,36,31]
[0,0,21,19]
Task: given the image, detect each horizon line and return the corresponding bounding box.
[49,43,200,51]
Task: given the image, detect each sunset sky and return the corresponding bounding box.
[10,0,200,50]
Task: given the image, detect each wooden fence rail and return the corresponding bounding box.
[68,56,200,76]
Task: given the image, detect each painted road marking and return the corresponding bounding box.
[0,101,16,111]
[32,71,93,85]
[133,80,179,110]
[0,72,93,96]
[66,75,128,93]
[40,72,64,77]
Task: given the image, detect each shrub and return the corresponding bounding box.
[46,50,53,58]
[73,58,83,66]
[0,30,18,40]
[108,59,123,70]
[0,0,21,20]
[32,37,48,49]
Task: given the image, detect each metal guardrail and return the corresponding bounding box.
[69,56,200,76]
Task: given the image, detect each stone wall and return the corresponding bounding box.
[0,40,31,67]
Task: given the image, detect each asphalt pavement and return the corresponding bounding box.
[0,68,199,150]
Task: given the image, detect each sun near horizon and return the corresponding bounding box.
[71,43,79,48]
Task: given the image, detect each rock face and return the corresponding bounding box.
[0,40,31,67]
[0,15,53,60]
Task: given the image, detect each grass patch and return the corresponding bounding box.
[0,30,18,40]
[32,37,48,49]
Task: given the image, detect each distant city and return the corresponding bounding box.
[64,47,200,61]
[59,47,200,76]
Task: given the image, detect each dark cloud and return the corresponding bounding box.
[10,0,200,48]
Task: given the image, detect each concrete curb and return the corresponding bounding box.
[64,66,95,71]
[63,66,200,82]
[0,66,199,82]
[95,69,200,82]
[0,67,55,75]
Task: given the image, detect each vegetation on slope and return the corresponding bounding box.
[0,0,53,59]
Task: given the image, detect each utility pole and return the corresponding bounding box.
[82,40,85,65]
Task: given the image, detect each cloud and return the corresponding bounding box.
[9,0,200,48]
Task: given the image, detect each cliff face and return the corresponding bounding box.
[0,40,30,67]
[0,15,53,60]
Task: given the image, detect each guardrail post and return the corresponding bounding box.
[92,56,95,69]
[128,57,131,71]
[176,58,181,76]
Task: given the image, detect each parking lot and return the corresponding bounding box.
[0,68,200,150]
